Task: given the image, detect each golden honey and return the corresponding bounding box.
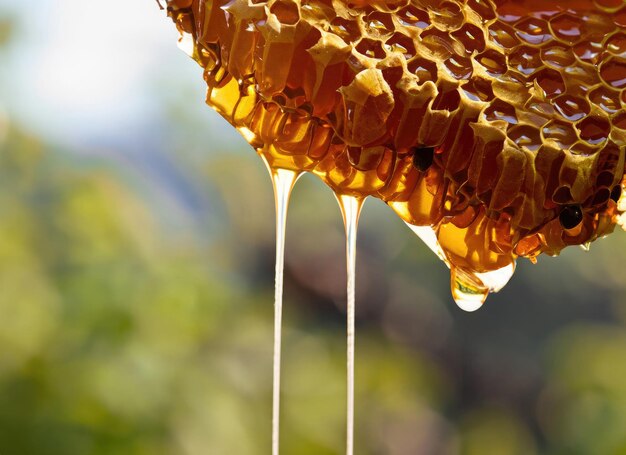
[163,0,626,302]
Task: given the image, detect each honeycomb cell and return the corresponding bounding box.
[614,9,626,27]
[554,95,590,121]
[496,2,526,23]
[488,21,521,49]
[432,87,461,111]
[614,112,626,130]
[508,124,542,151]
[475,49,507,75]
[606,32,626,55]
[452,23,486,55]
[576,116,611,145]
[594,0,625,11]
[600,58,626,89]
[330,17,361,42]
[421,29,462,60]
[356,38,386,59]
[384,33,416,59]
[533,68,565,98]
[541,44,576,68]
[484,99,517,124]
[428,1,464,31]
[515,17,552,45]
[396,5,430,29]
[542,120,579,150]
[466,0,496,22]
[570,141,600,157]
[347,145,386,171]
[270,1,300,24]
[553,186,574,204]
[549,13,585,44]
[589,86,621,113]
[591,187,612,206]
[365,11,395,36]
[509,45,544,75]
[574,36,605,65]
[408,57,438,83]
[444,55,473,79]
[461,78,494,102]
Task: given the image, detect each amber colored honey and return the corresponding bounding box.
[163,0,626,300]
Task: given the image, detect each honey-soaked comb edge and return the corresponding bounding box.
[162,0,626,283]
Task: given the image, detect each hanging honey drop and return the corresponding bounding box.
[450,267,489,313]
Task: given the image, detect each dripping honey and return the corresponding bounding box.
[165,0,626,303]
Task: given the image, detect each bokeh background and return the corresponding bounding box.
[1,1,626,454]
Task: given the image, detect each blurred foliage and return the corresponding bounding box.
[0,16,13,48]
[3,110,626,454]
[0,120,454,454]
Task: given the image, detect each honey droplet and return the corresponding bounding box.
[451,267,489,312]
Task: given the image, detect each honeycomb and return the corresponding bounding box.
[163,0,626,304]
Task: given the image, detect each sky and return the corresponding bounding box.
[0,0,241,150]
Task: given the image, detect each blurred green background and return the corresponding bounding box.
[1,2,626,454]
